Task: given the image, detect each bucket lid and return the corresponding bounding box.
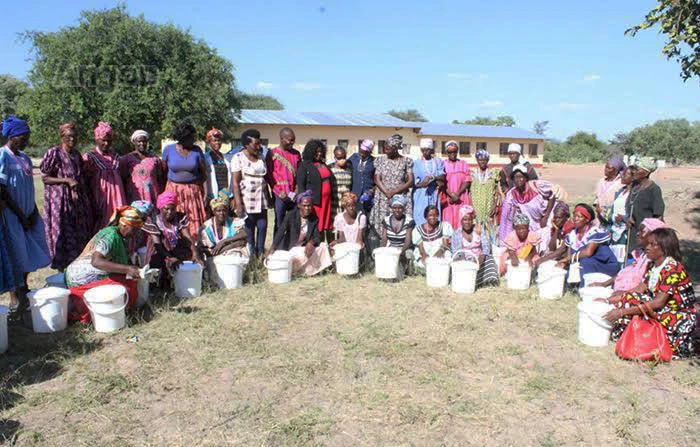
[27,287,71,301]
[84,284,126,303]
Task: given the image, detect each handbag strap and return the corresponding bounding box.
[637,302,658,320]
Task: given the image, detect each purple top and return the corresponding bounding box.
[163,143,204,184]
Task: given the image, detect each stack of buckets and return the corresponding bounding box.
[578,274,615,347]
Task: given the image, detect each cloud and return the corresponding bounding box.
[447,72,488,81]
[478,100,503,108]
[291,82,321,91]
[583,74,601,81]
[255,81,278,90]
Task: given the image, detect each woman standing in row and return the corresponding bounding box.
[626,159,665,251]
[40,123,94,271]
[442,140,472,229]
[371,135,414,233]
[499,166,554,243]
[296,139,333,239]
[119,130,165,205]
[412,138,444,225]
[203,128,231,202]
[469,149,500,227]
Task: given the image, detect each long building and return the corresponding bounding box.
[236,109,545,166]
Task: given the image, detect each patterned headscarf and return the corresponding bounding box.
[512,213,531,227]
[94,121,113,140]
[130,130,149,144]
[110,206,143,228]
[59,122,76,138]
[444,140,459,151]
[607,156,626,174]
[210,189,232,211]
[475,149,490,160]
[156,191,178,210]
[296,190,313,204]
[459,205,475,220]
[390,194,407,208]
[206,128,223,143]
[2,116,30,139]
[360,139,374,152]
[641,218,666,234]
[130,200,154,219]
[553,201,570,218]
[341,192,358,209]
[387,134,403,148]
[634,157,657,173]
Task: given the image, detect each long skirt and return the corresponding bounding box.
[166,181,207,237]
[68,275,138,323]
[476,255,500,288]
[0,228,16,293]
[315,181,333,231]
[290,243,332,276]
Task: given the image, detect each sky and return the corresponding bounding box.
[1,0,698,140]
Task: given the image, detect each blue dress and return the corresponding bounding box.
[0,227,15,293]
[565,224,620,287]
[0,146,50,278]
[412,157,445,225]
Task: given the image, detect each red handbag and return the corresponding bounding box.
[615,302,673,362]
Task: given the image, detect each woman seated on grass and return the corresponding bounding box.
[331,192,366,248]
[556,203,620,286]
[269,191,332,276]
[412,205,453,270]
[65,207,143,322]
[534,201,574,267]
[199,190,249,260]
[603,228,696,359]
[450,205,499,288]
[380,195,414,273]
[499,213,541,275]
[142,191,204,283]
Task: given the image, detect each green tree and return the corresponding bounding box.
[544,131,608,163]
[387,109,428,122]
[0,74,29,119]
[627,1,700,81]
[623,118,700,162]
[239,93,283,110]
[453,115,516,126]
[533,120,549,135]
[17,5,239,150]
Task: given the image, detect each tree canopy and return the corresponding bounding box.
[239,93,284,110]
[387,109,428,122]
[452,116,516,127]
[616,119,700,162]
[0,74,29,119]
[544,131,608,163]
[17,5,239,150]
[627,1,700,82]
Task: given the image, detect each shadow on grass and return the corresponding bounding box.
[682,190,700,279]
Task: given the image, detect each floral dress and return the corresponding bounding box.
[119,152,165,204]
[610,257,697,358]
[370,156,413,229]
[469,167,499,225]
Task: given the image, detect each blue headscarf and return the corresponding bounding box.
[2,116,30,139]
[475,149,489,160]
[130,200,154,219]
[607,156,626,174]
[296,190,313,204]
[390,194,407,208]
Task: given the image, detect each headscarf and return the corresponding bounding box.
[130,130,149,144]
[574,204,593,221]
[507,143,521,154]
[641,218,666,233]
[110,206,143,228]
[360,139,374,152]
[387,134,403,148]
[206,128,223,143]
[419,138,434,149]
[341,192,358,209]
[2,116,30,139]
[390,194,407,208]
[210,189,232,211]
[444,140,458,151]
[553,201,570,218]
[59,122,75,138]
[512,213,530,227]
[475,149,490,160]
[634,157,657,173]
[533,180,553,198]
[94,121,113,140]
[607,156,626,174]
[511,164,529,177]
[130,200,154,219]
[156,191,178,210]
[459,205,475,220]
[296,190,313,204]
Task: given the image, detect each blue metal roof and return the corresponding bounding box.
[238,110,543,140]
[239,110,414,128]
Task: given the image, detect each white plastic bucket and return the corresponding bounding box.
[27,287,71,333]
[45,272,67,289]
[536,267,567,300]
[451,251,479,294]
[265,251,293,284]
[426,257,451,288]
[583,272,612,288]
[506,264,532,290]
[84,285,128,333]
[579,286,614,304]
[491,243,505,261]
[333,242,361,275]
[373,247,402,279]
[537,260,558,276]
[577,301,614,347]
[174,262,203,299]
[0,305,8,354]
[137,247,148,267]
[212,254,249,289]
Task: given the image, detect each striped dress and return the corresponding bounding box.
[382,215,414,248]
[329,163,353,221]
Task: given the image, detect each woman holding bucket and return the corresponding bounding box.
[379,195,414,272]
[269,191,332,276]
[412,205,453,270]
[500,213,541,275]
[64,207,143,322]
[603,228,696,359]
[534,201,574,266]
[199,190,248,259]
[331,192,366,247]
[450,205,499,288]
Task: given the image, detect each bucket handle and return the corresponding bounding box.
[333,247,355,262]
[85,291,128,316]
[263,256,291,270]
[581,308,612,330]
[451,249,480,268]
[30,293,70,308]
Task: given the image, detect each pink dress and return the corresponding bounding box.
[500,230,541,274]
[119,152,165,204]
[84,149,127,231]
[442,159,472,229]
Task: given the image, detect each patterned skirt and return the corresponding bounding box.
[165,181,207,237]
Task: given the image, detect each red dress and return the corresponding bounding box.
[315,163,333,231]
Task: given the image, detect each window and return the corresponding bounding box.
[260,138,269,147]
[459,142,470,156]
[377,140,385,154]
[499,143,510,156]
[529,143,538,156]
[337,139,349,150]
[476,142,487,151]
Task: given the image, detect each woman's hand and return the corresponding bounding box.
[193,252,205,266]
[511,257,519,267]
[603,308,623,323]
[417,177,432,188]
[304,242,314,259]
[555,261,566,269]
[65,178,80,189]
[126,265,141,278]
[235,205,245,218]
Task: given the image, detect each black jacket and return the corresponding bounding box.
[296,160,332,205]
[271,208,321,251]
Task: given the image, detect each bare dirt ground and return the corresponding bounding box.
[1,164,699,446]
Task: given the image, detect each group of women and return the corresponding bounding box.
[0,116,695,359]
